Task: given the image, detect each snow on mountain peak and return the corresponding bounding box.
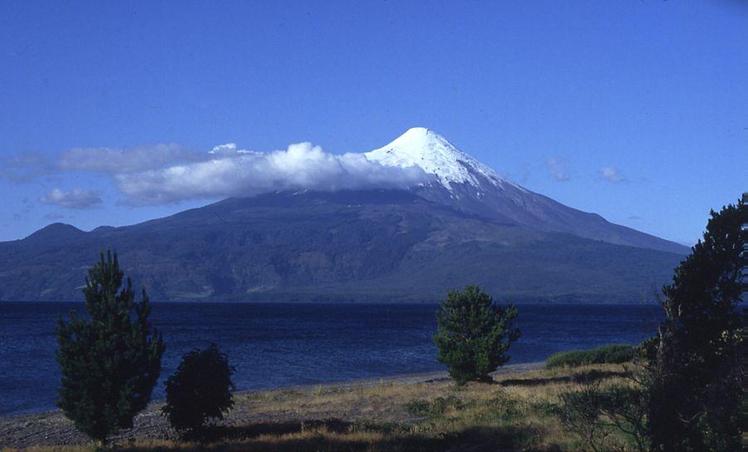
[365,127,510,191]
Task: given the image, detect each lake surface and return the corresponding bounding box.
[0,302,662,416]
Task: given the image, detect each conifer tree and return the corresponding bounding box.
[434,285,520,385]
[56,251,165,444]
[647,198,745,451]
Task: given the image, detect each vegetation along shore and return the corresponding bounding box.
[2,360,649,451]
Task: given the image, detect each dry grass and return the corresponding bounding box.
[2,363,639,452]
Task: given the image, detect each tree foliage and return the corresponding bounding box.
[162,344,235,438]
[56,251,165,443]
[434,285,520,385]
[647,198,745,451]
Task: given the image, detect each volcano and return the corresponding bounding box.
[0,128,686,303]
[367,127,683,254]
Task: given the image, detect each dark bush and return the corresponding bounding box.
[558,382,648,452]
[546,344,635,369]
[162,344,235,438]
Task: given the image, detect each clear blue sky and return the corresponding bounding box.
[1,0,746,244]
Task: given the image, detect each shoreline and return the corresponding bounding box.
[245,360,546,394]
[0,361,545,448]
[0,361,545,420]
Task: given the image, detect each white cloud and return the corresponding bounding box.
[59,143,199,173]
[7,140,431,206]
[545,157,570,182]
[40,188,102,209]
[115,142,430,204]
[599,166,625,183]
[208,143,255,156]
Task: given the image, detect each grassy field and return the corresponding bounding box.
[3,362,641,451]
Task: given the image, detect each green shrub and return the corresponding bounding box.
[546,344,635,369]
[162,344,235,439]
[558,383,615,451]
[558,382,649,452]
[434,285,520,385]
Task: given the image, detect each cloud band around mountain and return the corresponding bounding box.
[57,142,430,205]
[59,143,198,173]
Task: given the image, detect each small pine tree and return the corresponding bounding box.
[434,285,520,385]
[162,344,235,438]
[647,198,745,451]
[56,251,165,444]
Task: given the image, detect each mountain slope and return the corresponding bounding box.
[0,190,682,303]
[0,128,687,303]
[366,128,686,254]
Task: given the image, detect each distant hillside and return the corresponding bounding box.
[0,190,683,303]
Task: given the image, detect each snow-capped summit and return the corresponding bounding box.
[359,127,685,255]
[365,127,511,191]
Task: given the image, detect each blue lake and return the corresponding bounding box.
[0,302,662,416]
